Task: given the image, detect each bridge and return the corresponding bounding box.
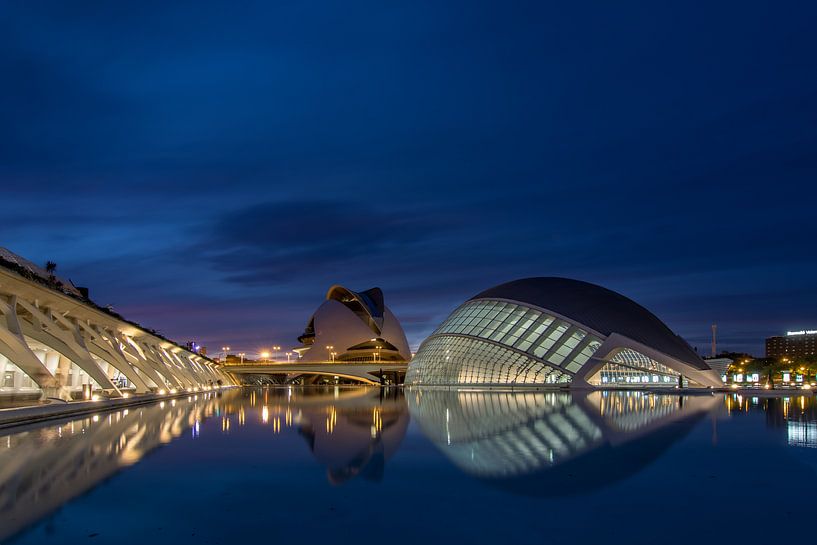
[224,362,408,385]
[0,253,234,400]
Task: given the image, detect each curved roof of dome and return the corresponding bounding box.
[326,285,384,318]
[470,277,706,370]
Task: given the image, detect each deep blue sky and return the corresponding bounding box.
[2,1,815,357]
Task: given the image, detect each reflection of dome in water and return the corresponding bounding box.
[407,277,722,388]
[407,389,717,496]
[288,388,409,484]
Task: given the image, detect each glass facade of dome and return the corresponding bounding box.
[406,299,603,385]
[407,277,723,388]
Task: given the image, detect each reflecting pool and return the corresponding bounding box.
[2,387,817,544]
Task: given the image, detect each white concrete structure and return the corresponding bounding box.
[296,285,411,363]
[225,362,408,385]
[407,277,722,388]
[0,249,233,400]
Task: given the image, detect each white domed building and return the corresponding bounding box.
[406,277,722,388]
[295,285,411,364]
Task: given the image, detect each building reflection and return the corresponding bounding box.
[220,386,409,485]
[0,390,237,542]
[724,393,817,448]
[407,389,718,496]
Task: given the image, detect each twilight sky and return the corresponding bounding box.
[2,1,815,357]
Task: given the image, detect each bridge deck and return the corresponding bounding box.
[224,363,408,385]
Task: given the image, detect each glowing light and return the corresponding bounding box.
[158,389,167,395]
[91,394,100,401]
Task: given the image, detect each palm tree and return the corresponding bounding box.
[44,261,57,285]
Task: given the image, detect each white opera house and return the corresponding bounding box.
[295,285,411,364]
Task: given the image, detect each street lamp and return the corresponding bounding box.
[272,346,281,361]
[330,351,337,363]
[260,351,270,363]
[239,352,246,364]
[221,346,230,362]
[326,345,334,363]
[285,352,292,363]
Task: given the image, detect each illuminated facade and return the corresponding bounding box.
[0,248,231,400]
[406,277,722,388]
[296,285,411,363]
[766,330,817,359]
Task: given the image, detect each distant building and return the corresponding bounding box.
[766,330,817,359]
[185,341,207,356]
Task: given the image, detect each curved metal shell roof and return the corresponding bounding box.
[470,277,707,370]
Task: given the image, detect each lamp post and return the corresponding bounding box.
[260,351,270,363]
[272,346,281,361]
[326,345,334,363]
[239,352,245,364]
[221,346,230,363]
[286,352,292,363]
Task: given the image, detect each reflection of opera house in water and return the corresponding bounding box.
[256,387,409,484]
[407,389,718,495]
[0,388,409,542]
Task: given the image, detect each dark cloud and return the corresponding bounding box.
[200,200,467,285]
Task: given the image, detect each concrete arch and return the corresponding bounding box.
[135,341,189,390]
[120,336,175,389]
[573,333,723,388]
[0,296,58,391]
[224,363,407,386]
[14,300,122,397]
[76,325,153,392]
[286,371,379,385]
[0,262,228,398]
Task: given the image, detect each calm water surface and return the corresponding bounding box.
[2,387,816,544]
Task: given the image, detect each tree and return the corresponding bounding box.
[44,261,58,285]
